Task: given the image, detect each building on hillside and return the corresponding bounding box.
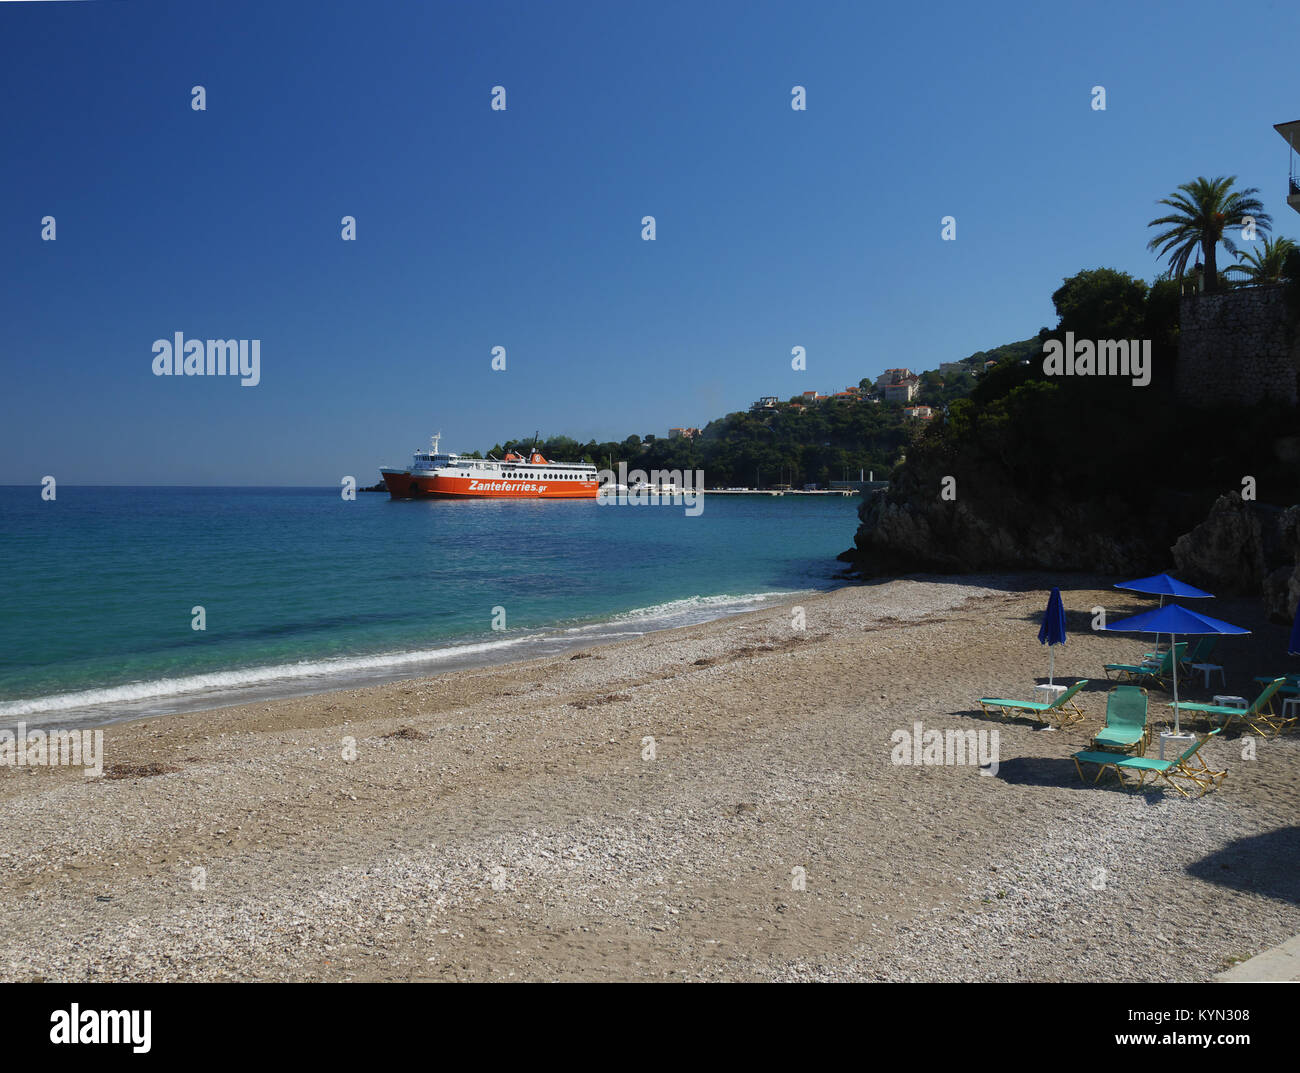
[1276,119,1300,215]
[749,396,779,412]
[668,427,701,440]
[938,362,968,377]
[884,380,917,403]
[874,367,914,390]
[902,405,933,420]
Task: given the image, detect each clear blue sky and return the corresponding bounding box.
[2,0,1298,484]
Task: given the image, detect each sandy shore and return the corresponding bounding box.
[2,575,1298,982]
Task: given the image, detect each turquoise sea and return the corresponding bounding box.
[0,487,859,730]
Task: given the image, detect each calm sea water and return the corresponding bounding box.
[0,487,859,729]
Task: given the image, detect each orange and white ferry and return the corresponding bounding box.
[381,433,599,499]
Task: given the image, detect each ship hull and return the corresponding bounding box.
[381,469,598,500]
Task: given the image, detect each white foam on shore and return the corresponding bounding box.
[554,590,796,633]
[0,589,808,728]
[608,591,795,622]
[0,634,541,719]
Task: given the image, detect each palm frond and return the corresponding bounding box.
[1145,176,1273,289]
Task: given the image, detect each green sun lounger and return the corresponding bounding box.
[1073,729,1225,796]
[1252,673,1300,701]
[1090,685,1149,753]
[1172,678,1290,737]
[1146,635,1217,670]
[1104,643,1186,688]
[978,679,1088,727]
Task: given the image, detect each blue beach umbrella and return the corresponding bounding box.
[1115,573,1214,656]
[1103,603,1250,733]
[1114,574,1215,600]
[1038,587,1067,686]
[1289,602,1300,657]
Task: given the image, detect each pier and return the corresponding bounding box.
[701,488,858,496]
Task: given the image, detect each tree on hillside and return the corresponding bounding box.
[1147,176,1271,294]
[968,269,1170,408]
[1050,268,1148,338]
[1226,235,1298,285]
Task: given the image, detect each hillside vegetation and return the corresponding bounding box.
[481,345,1039,488]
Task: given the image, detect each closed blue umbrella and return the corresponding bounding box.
[1038,587,1066,686]
[1103,603,1249,733]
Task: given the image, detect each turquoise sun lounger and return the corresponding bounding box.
[1073,729,1225,796]
[1090,685,1149,753]
[978,680,1088,727]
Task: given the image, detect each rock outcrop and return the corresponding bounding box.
[1172,493,1300,621]
[846,485,1300,622]
[843,475,1202,579]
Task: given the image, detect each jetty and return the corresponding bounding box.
[702,488,858,496]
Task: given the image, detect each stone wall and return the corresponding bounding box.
[1177,285,1300,406]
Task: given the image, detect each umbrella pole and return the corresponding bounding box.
[1172,632,1180,735]
[1049,647,1055,687]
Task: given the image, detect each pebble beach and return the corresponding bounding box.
[2,575,1297,982]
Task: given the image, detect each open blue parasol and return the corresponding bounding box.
[1114,574,1214,600]
[1103,603,1249,733]
[1115,573,1214,658]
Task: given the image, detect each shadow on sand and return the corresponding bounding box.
[994,756,1174,801]
[1184,826,1300,906]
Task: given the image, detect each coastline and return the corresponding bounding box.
[2,574,1297,982]
[0,486,859,735]
[0,588,820,733]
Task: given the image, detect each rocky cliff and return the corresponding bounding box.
[1172,493,1300,621]
[841,462,1204,578]
[844,486,1300,622]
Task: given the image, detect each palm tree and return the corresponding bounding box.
[1147,176,1272,293]
[1226,234,1297,285]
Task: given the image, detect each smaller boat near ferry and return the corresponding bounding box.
[381,433,600,499]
